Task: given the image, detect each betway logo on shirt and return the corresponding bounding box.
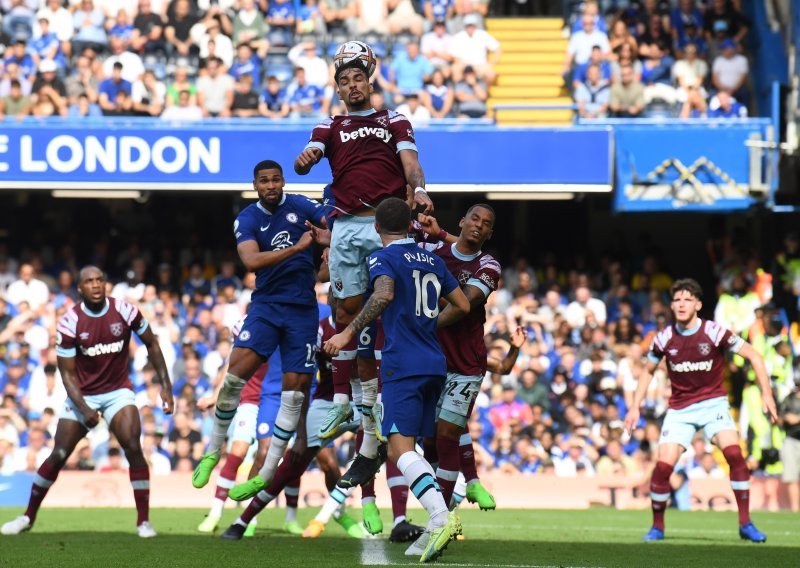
[669,360,713,373]
[80,340,125,357]
[339,127,392,144]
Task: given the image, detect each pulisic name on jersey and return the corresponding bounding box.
[338,127,393,144]
[404,251,435,265]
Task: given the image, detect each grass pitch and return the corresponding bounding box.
[1,506,798,567]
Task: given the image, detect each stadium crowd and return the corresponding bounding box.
[0,0,506,122]
[1,227,799,511]
[566,0,753,119]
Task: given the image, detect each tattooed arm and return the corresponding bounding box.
[323,275,395,355]
[399,149,433,214]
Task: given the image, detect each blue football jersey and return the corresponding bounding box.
[234,193,325,306]
[367,238,458,381]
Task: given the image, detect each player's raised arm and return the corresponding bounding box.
[57,355,100,428]
[487,326,527,374]
[323,274,395,356]
[737,341,779,423]
[236,232,314,272]
[294,147,323,175]
[416,214,457,244]
[436,285,470,328]
[399,149,433,214]
[138,325,175,415]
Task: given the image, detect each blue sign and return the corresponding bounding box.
[0,473,33,506]
[609,119,772,212]
[0,119,612,190]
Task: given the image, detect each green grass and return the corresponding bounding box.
[1,506,798,567]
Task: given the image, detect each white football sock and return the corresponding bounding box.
[258,390,304,482]
[209,373,247,452]
[397,451,448,529]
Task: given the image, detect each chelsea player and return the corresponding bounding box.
[324,197,469,562]
[193,160,327,494]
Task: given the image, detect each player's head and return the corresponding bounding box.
[252,159,284,207]
[375,197,411,237]
[669,278,703,325]
[335,65,372,112]
[77,265,107,305]
[459,203,495,246]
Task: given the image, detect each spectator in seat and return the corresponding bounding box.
[638,12,672,59]
[394,91,431,128]
[566,285,607,328]
[554,437,595,477]
[2,0,34,43]
[131,68,166,116]
[672,42,707,95]
[131,0,166,56]
[29,17,67,72]
[34,0,74,60]
[267,0,296,38]
[421,19,454,78]
[165,0,199,59]
[165,65,197,107]
[387,0,425,37]
[607,17,637,56]
[679,84,707,118]
[574,64,610,119]
[196,56,234,117]
[707,91,747,119]
[287,66,324,118]
[229,41,261,85]
[489,385,534,432]
[103,35,145,84]
[0,63,32,100]
[671,0,703,47]
[31,58,67,116]
[450,13,500,84]
[569,0,605,34]
[596,438,637,476]
[230,74,260,117]
[296,0,324,35]
[780,387,800,512]
[193,16,234,69]
[641,41,676,107]
[109,9,135,42]
[3,40,36,84]
[71,0,108,55]
[288,41,329,90]
[319,0,356,34]
[610,42,642,84]
[703,0,749,45]
[0,78,32,119]
[454,65,487,119]
[259,74,289,118]
[422,68,454,118]
[423,0,455,30]
[354,0,389,35]
[232,0,269,58]
[712,39,749,108]
[98,61,132,114]
[572,45,611,91]
[454,0,490,32]
[389,41,434,105]
[609,64,644,118]
[563,13,610,83]
[675,23,708,59]
[68,91,102,117]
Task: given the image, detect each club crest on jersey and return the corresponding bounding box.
[376,116,388,127]
[698,343,711,355]
[342,119,351,126]
[271,231,293,250]
[110,323,123,337]
[286,212,298,223]
[80,332,90,340]
[239,330,251,342]
[458,269,471,285]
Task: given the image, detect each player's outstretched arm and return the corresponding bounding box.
[436,286,470,328]
[57,356,101,428]
[486,326,527,374]
[237,232,314,272]
[324,275,395,355]
[399,149,433,214]
[623,359,658,437]
[416,214,457,244]
[738,342,779,423]
[140,326,175,414]
[294,148,322,175]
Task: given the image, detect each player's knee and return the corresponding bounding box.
[50,447,69,466]
[218,373,247,410]
[280,389,305,409]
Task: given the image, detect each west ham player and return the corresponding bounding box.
[324,198,469,563]
[294,41,434,467]
[220,311,368,540]
[624,278,778,543]
[193,160,327,498]
[1,266,174,538]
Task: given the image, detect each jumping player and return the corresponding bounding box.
[624,278,778,543]
[294,41,433,469]
[1,266,174,537]
[324,198,469,562]
[192,160,327,497]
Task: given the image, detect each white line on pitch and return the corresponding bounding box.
[360,538,392,566]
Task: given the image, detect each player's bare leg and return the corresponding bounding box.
[715,430,767,543]
[2,419,86,535]
[111,406,155,538]
[643,442,682,541]
[194,347,263,489]
[198,439,250,534]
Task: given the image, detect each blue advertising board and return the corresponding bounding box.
[607,119,773,212]
[0,119,612,191]
[0,473,33,506]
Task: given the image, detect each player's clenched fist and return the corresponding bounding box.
[296,231,314,251]
[82,408,101,428]
[413,190,434,214]
[162,389,175,415]
[324,328,354,356]
[294,148,322,174]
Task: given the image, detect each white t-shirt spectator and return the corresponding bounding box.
[288,44,330,89]
[6,277,50,310]
[103,51,146,84]
[131,78,167,106]
[35,6,74,40]
[161,104,205,121]
[554,454,596,477]
[394,101,431,128]
[420,30,453,67]
[565,296,607,327]
[14,444,50,472]
[111,281,145,302]
[449,29,500,66]
[567,29,610,66]
[712,53,748,91]
[148,449,172,475]
[26,367,68,416]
